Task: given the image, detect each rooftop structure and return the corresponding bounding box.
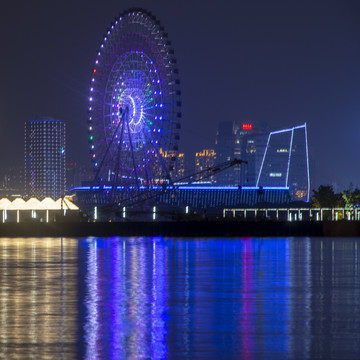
[0,197,78,223]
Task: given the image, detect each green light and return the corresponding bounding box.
[90,136,93,140]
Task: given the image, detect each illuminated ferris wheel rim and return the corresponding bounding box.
[88,8,181,184]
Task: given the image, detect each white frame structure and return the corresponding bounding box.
[256,124,310,201]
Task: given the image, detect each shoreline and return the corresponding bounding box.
[0,220,359,237]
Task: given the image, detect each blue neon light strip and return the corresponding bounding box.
[256,133,272,186]
[285,128,294,187]
[70,185,289,191]
[270,124,306,136]
[304,123,310,202]
[178,186,239,190]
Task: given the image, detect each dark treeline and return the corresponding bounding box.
[311,183,360,208]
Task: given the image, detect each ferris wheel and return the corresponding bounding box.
[88,8,181,188]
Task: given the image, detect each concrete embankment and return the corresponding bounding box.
[0,220,359,237]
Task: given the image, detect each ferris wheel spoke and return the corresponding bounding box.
[125,114,141,188]
[93,110,126,182]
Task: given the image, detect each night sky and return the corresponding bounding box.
[1,0,359,191]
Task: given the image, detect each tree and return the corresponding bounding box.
[311,185,344,208]
[342,183,360,208]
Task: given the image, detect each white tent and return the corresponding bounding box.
[0,197,79,210]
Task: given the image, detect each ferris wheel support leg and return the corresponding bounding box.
[113,112,126,187]
[125,115,141,188]
[93,110,127,183]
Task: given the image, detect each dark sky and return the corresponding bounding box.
[1,0,360,191]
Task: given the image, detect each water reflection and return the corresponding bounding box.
[81,237,169,359]
[1,237,360,359]
[0,238,78,359]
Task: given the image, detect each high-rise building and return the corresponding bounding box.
[215,121,268,185]
[236,122,269,186]
[194,149,215,181]
[256,124,310,201]
[215,122,236,185]
[25,119,66,199]
[153,149,185,182]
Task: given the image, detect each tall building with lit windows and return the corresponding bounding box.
[153,148,185,182]
[25,119,66,199]
[215,121,268,185]
[195,149,215,181]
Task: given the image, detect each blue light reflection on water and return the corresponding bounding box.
[1,237,360,359]
[80,237,170,360]
[78,238,297,359]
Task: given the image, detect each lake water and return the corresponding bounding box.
[0,237,360,359]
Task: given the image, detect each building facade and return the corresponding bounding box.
[215,121,268,186]
[25,120,66,199]
[256,124,310,201]
[215,122,236,185]
[153,149,185,182]
[194,149,215,181]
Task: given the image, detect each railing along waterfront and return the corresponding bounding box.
[222,208,360,221]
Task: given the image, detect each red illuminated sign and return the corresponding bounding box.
[242,123,252,130]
